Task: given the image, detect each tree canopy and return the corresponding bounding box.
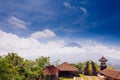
[0,53,50,80]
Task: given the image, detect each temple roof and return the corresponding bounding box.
[99,56,108,62]
[57,62,78,72]
[101,68,120,79]
[41,65,59,75]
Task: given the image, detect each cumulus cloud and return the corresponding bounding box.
[81,40,120,59]
[0,30,62,57]
[80,7,87,15]
[0,30,41,51]
[30,29,56,39]
[0,30,120,61]
[8,16,29,29]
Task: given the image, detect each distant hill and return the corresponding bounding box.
[63,42,82,48]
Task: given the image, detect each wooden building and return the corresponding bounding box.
[57,62,79,78]
[41,65,59,80]
[100,68,120,80]
[99,56,108,70]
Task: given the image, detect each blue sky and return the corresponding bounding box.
[0,0,120,62]
[0,0,120,44]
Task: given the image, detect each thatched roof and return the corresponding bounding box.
[57,62,78,72]
[99,56,108,62]
[41,65,59,75]
[101,68,120,79]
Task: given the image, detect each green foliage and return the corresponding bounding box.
[0,58,17,80]
[71,61,100,75]
[0,53,51,80]
[36,56,50,70]
[107,65,114,69]
[88,62,92,75]
[71,62,85,73]
[84,60,100,75]
[59,78,73,80]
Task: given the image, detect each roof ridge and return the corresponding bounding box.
[57,62,68,67]
[57,62,78,71]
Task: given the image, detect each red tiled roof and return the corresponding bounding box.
[41,65,59,75]
[57,62,78,72]
[101,68,120,79]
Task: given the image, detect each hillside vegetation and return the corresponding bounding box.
[0,53,107,80]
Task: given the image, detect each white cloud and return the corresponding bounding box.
[63,2,73,9]
[0,30,120,62]
[81,40,120,59]
[80,7,87,15]
[0,30,41,51]
[63,2,87,16]
[30,29,56,39]
[8,16,29,29]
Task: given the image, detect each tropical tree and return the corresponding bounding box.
[84,61,100,75]
[0,58,17,80]
[4,53,24,66]
[84,61,89,75]
[36,56,50,70]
